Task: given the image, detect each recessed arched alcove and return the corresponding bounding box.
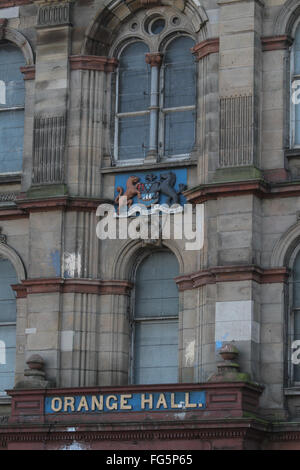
[81,0,209,55]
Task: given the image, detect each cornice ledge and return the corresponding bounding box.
[192,38,220,61]
[15,195,114,212]
[12,278,134,297]
[262,35,293,51]
[70,55,119,73]
[175,266,290,291]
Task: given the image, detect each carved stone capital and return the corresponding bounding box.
[145,52,163,68]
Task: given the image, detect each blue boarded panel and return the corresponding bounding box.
[134,251,179,384]
[0,43,25,173]
[134,321,178,384]
[0,109,24,172]
[0,44,25,108]
[118,114,149,160]
[164,110,195,156]
[0,259,17,393]
[118,42,150,113]
[295,25,300,76]
[164,36,196,109]
[0,326,16,392]
[135,251,179,318]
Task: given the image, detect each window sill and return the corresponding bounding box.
[284,387,300,395]
[285,149,300,159]
[0,173,21,184]
[0,394,11,405]
[100,158,197,174]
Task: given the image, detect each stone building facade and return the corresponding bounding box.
[1,0,300,451]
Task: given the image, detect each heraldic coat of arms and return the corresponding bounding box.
[114,171,187,212]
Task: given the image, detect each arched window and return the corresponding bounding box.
[114,20,196,163]
[0,258,18,394]
[0,43,25,173]
[132,251,179,384]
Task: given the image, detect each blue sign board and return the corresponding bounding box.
[45,390,206,414]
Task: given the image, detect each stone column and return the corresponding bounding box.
[145,52,163,163]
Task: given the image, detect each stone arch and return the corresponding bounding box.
[112,238,184,281]
[1,26,34,65]
[0,242,26,282]
[81,0,209,55]
[273,0,300,37]
[270,221,300,268]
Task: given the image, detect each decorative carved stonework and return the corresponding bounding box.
[70,56,119,73]
[37,0,72,27]
[32,114,67,184]
[0,228,7,245]
[219,95,254,167]
[145,53,163,68]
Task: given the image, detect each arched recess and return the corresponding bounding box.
[81,0,209,55]
[0,242,26,282]
[270,221,300,268]
[111,239,184,281]
[273,0,300,36]
[0,27,34,66]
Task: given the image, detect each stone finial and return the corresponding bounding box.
[207,342,251,383]
[14,354,52,389]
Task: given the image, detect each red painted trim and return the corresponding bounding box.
[20,66,35,81]
[0,0,31,7]
[192,38,219,61]
[184,180,300,204]
[262,35,293,51]
[263,168,289,183]
[70,55,119,72]
[175,266,290,291]
[0,208,28,220]
[11,278,133,298]
[15,196,113,213]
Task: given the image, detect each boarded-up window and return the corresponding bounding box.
[0,43,25,173]
[133,251,179,384]
[117,42,150,160]
[162,36,196,157]
[0,259,17,393]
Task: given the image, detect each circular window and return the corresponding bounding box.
[149,18,165,34]
[130,22,138,31]
[171,16,180,26]
[145,16,166,35]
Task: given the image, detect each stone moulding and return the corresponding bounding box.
[175,266,290,291]
[191,38,219,61]
[11,278,134,298]
[20,66,35,80]
[261,35,293,51]
[184,180,300,204]
[0,0,31,7]
[69,55,119,73]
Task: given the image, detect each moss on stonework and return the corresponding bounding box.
[25,184,68,199]
[213,166,263,183]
